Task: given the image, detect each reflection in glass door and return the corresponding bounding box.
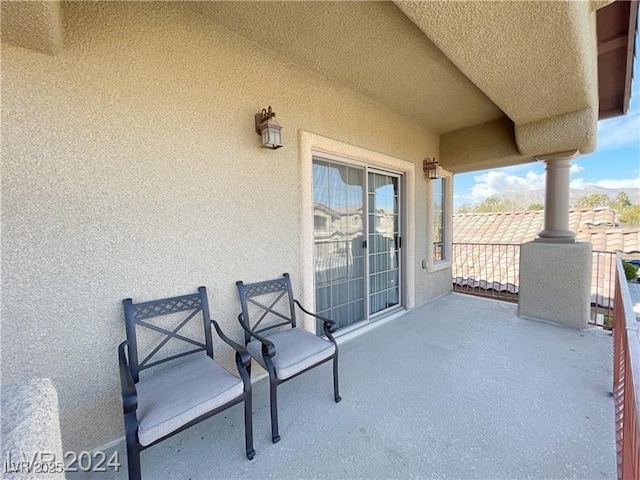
[313,159,366,332]
[312,157,402,333]
[367,171,401,316]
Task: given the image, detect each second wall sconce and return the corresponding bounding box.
[423,158,441,180]
[255,105,283,149]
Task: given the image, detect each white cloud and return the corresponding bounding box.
[595,75,640,151]
[469,182,499,200]
[469,169,545,200]
[570,178,586,189]
[568,163,584,187]
[569,177,640,190]
[590,178,640,189]
[465,161,638,202]
[597,109,640,151]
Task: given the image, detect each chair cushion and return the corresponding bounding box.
[247,328,336,380]
[136,355,243,446]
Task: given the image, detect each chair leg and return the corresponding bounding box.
[269,381,280,443]
[124,414,141,480]
[244,394,255,460]
[126,446,141,480]
[333,354,341,403]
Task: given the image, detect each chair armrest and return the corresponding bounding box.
[294,300,337,335]
[211,320,251,368]
[237,313,276,358]
[118,342,138,414]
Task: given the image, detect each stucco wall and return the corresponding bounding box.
[1,2,444,450]
[518,242,592,329]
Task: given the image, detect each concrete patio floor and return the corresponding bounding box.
[70,293,615,479]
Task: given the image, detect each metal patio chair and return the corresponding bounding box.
[118,287,254,480]
[236,273,340,444]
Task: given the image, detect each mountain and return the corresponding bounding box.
[493,185,640,209]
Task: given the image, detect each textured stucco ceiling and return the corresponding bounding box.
[188,0,607,166]
[395,0,604,161]
[185,1,505,134]
[395,1,599,126]
[0,1,62,55]
[1,0,615,172]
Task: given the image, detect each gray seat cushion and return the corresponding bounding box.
[136,355,243,446]
[247,328,336,380]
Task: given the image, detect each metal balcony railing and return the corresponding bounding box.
[593,250,617,328]
[452,243,520,303]
[613,254,640,479]
[452,243,617,328]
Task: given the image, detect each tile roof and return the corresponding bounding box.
[453,208,640,253]
[452,208,639,310]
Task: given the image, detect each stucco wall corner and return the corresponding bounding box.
[1,379,65,480]
[515,108,596,157]
[440,117,529,173]
[298,130,315,332]
[589,0,615,12]
[0,1,63,55]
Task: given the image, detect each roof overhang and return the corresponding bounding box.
[597,0,638,119]
[1,1,637,173]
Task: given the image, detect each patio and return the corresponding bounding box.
[70,293,615,479]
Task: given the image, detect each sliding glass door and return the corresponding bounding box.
[312,156,402,333]
[367,170,401,316]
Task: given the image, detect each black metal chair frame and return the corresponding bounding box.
[236,273,340,444]
[118,287,254,480]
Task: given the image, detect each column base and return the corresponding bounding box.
[536,229,576,243]
[518,241,592,329]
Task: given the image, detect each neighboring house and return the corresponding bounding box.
[1,0,636,454]
[452,208,640,306]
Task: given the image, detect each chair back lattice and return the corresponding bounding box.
[236,273,296,345]
[123,287,214,382]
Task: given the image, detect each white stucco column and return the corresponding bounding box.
[536,149,579,243]
[519,149,591,329]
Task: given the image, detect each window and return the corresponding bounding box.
[426,171,451,273]
[314,214,328,231]
[432,177,445,262]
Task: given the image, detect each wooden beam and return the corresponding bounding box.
[598,33,628,55]
[599,107,624,119]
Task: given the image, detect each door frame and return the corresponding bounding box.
[299,131,416,333]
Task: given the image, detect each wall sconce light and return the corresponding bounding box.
[255,106,283,149]
[423,158,440,180]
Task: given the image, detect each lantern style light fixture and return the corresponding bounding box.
[255,105,283,149]
[423,158,441,180]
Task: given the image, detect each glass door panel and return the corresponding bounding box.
[313,159,366,333]
[367,172,401,316]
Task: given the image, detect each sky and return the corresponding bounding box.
[454,39,640,208]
